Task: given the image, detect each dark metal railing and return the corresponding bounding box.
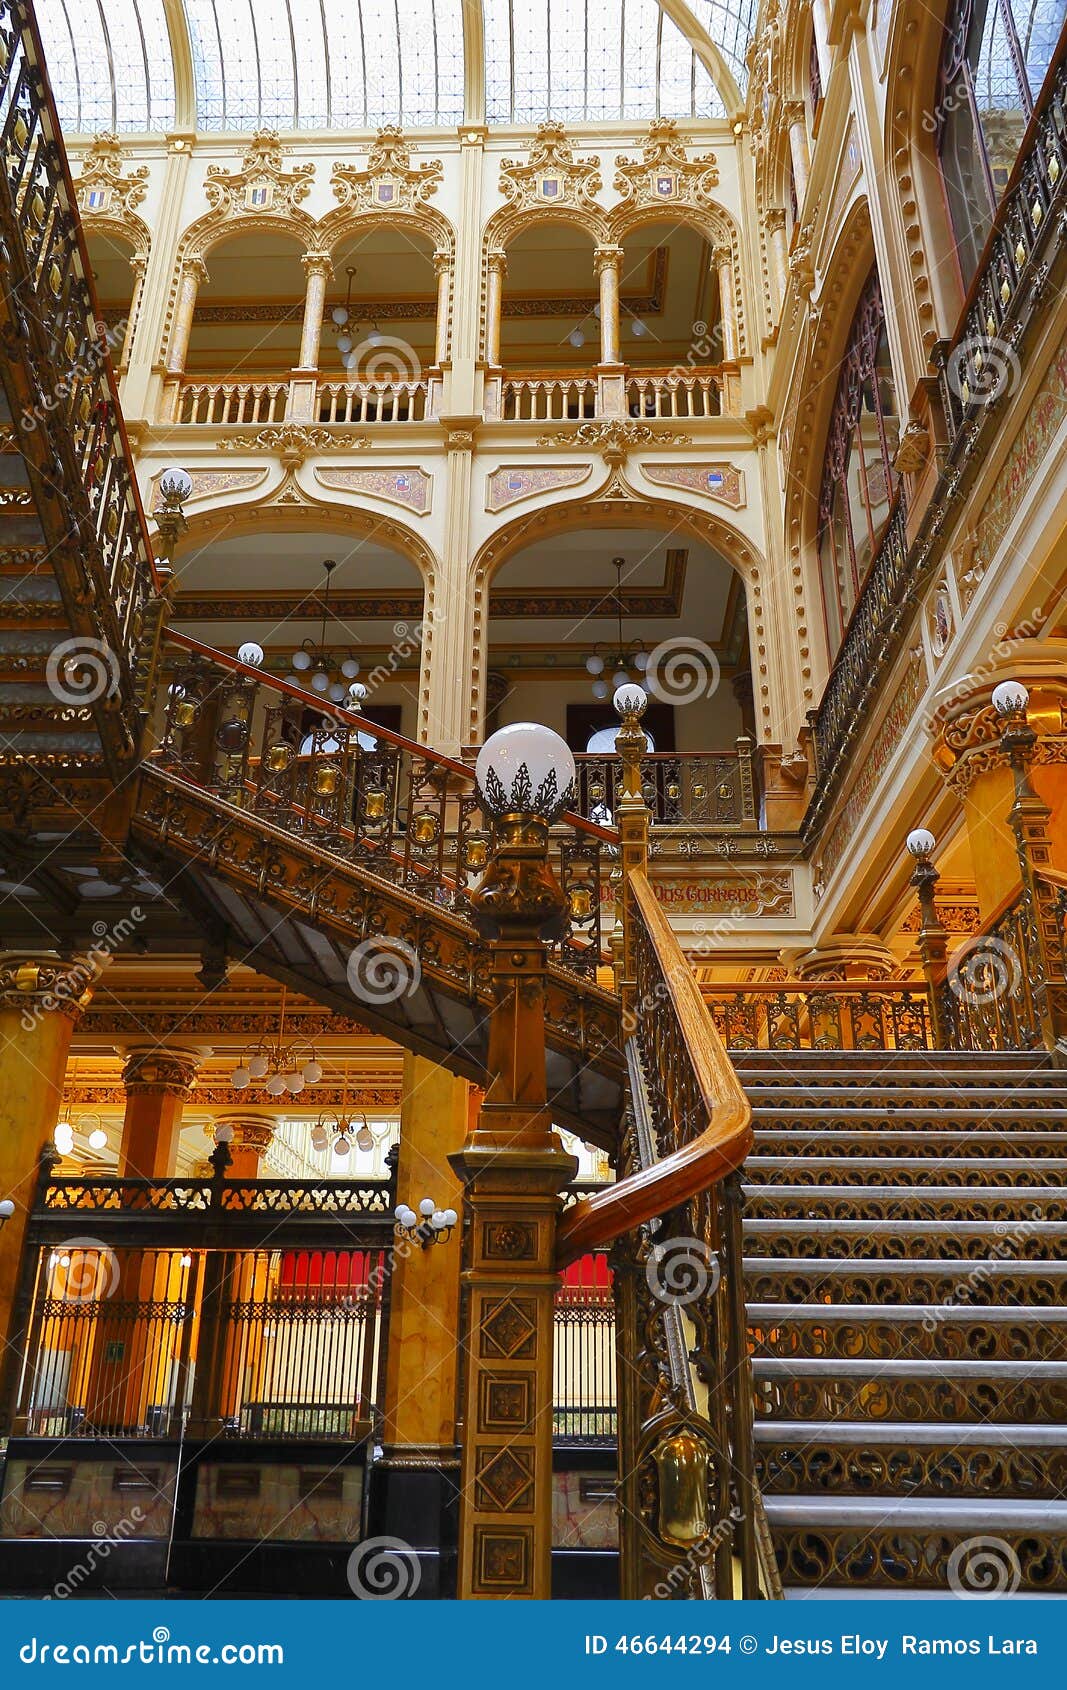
[703,980,935,1051]
[937,873,1067,1052]
[809,40,1067,838]
[158,632,617,977]
[13,1242,388,1442]
[0,0,160,756]
[574,743,758,829]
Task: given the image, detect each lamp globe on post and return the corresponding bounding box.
[473,722,577,939]
[991,680,1029,719]
[905,827,936,862]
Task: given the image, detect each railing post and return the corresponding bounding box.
[0,1144,59,1435]
[613,686,651,1023]
[449,745,578,1600]
[996,685,1067,1056]
[907,831,952,1048]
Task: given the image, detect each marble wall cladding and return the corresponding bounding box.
[0,1457,176,1539]
[552,1469,619,1550]
[191,1461,364,1541]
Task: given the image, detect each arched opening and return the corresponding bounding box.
[484,524,755,827]
[320,226,440,422]
[170,523,429,744]
[497,221,600,419]
[184,231,308,380]
[615,219,726,419]
[85,228,140,369]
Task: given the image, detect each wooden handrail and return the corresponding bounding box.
[555,867,751,1265]
[163,628,620,845]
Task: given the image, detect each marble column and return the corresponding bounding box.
[785,101,811,206]
[165,257,208,377]
[594,244,623,367]
[433,249,452,368]
[297,252,332,371]
[118,1044,204,1177]
[484,252,507,369]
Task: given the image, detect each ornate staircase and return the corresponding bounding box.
[740,1048,1067,1595]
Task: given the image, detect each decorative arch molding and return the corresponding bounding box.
[163,484,441,727]
[882,0,962,352]
[482,120,746,357]
[75,133,152,264]
[465,470,771,743]
[782,196,876,560]
[318,126,457,259]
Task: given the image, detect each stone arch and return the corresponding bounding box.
[883,0,965,353]
[609,200,749,358]
[317,202,456,263]
[466,471,772,744]
[158,485,442,732]
[162,210,318,368]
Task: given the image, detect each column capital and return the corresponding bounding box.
[302,250,333,277]
[593,243,624,272]
[486,250,508,277]
[120,1043,204,1097]
[433,248,452,276]
[211,1110,277,1163]
[181,256,209,284]
[0,953,94,1026]
[783,99,808,124]
[764,209,787,235]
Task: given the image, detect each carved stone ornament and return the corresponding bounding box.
[330,126,444,217]
[121,1045,202,1097]
[613,119,719,210]
[203,129,315,220]
[893,419,931,475]
[498,123,602,215]
[0,954,94,1022]
[535,419,690,464]
[76,132,149,224]
[217,425,368,466]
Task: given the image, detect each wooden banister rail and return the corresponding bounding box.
[555,866,751,1264]
[162,628,619,845]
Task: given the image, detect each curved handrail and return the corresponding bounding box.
[163,628,619,845]
[555,866,751,1265]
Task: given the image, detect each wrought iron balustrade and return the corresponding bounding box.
[158,630,617,978]
[936,40,1067,454]
[701,980,935,1051]
[0,0,160,749]
[936,871,1067,1053]
[809,40,1067,842]
[574,744,757,829]
[11,1241,388,1442]
[553,1250,615,1444]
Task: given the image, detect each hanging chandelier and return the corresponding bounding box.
[282,559,362,704]
[310,1108,380,1159]
[329,266,384,370]
[229,988,323,1097]
[584,555,650,700]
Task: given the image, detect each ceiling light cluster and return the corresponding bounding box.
[584,555,650,700]
[310,1111,380,1158]
[229,989,322,1096]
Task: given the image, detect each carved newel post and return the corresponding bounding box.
[449,724,580,1600]
[993,680,1067,1055]
[906,828,951,1049]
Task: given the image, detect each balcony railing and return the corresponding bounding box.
[317,377,429,424]
[808,40,1067,842]
[574,744,758,829]
[625,368,723,419]
[176,378,289,425]
[501,373,598,422]
[701,980,935,1051]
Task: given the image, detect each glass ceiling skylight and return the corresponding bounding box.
[483,0,728,123]
[36,0,755,135]
[38,0,176,132]
[183,0,465,130]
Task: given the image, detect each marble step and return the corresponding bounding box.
[742,1184,1067,1220]
[747,1302,1067,1363]
[745,1155,1067,1187]
[756,1422,1067,1499]
[744,1256,1067,1306]
[743,1217,1067,1260]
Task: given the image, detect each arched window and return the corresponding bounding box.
[816,271,900,653]
[936,0,1067,282]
